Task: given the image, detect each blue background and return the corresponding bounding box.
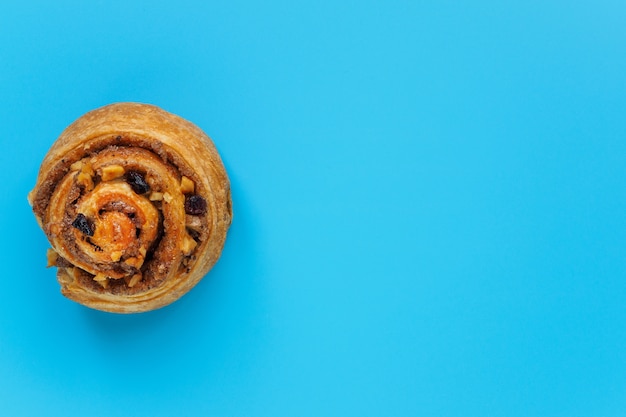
[1,1,625,416]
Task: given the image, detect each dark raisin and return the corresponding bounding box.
[72,213,94,236]
[125,171,150,194]
[185,195,207,215]
[115,135,122,141]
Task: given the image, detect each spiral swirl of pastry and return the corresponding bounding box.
[29,103,232,313]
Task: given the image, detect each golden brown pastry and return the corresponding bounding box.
[28,103,232,313]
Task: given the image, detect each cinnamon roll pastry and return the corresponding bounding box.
[28,103,232,313]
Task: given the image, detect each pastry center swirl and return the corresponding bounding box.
[74,181,159,270]
[92,211,135,252]
[45,144,193,287]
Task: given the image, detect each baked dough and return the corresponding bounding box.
[28,103,232,313]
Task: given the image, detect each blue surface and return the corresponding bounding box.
[1,1,625,416]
